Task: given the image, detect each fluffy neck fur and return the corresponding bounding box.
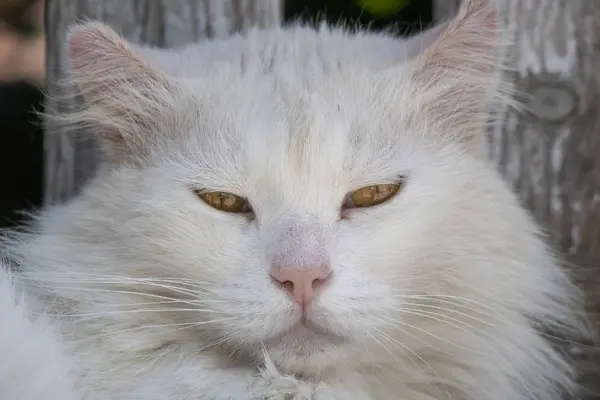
[1,0,589,399]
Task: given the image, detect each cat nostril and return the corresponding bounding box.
[281,280,294,293]
[270,266,332,306]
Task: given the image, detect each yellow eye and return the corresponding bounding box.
[345,183,402,209]
[195,190,251,213]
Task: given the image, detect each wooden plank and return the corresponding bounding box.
[489,0,600,259]
[433,0,460,22]
[43,0,282,205]
[488,1,600,397]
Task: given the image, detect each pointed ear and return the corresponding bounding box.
[406,0,507,145]
[400,21,449,61]
[65,22,180,163]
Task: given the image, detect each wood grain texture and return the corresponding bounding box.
[432,0,460,24]
[487,1,600,398]
[432,0,600,397]
[490,0,600,260]
[43,0,282,205]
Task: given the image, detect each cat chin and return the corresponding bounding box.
[266,322,348,351]
[256,322,355,374]
[212,326,348,376]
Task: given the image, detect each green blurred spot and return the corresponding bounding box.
[355,0,409,17]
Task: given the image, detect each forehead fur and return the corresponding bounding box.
[165,45,418,192]
[62,0,504,186]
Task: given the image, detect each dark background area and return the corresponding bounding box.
[0,81,44,229]
[0,0,432,228]
[285,0,433,36]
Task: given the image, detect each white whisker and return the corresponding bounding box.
[395,294,584,345]
[26,276,212,298]
[373,328,453,400]
[397,307,538,398]
[79,317,240,343]
[35,307,238,321]
[25,283,211,307]
[371,314,456,357]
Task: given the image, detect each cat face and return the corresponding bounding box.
[96,77,472,368]
[55,0,574,378]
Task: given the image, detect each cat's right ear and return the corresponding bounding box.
[399,21,449,60]
[66,22,181,163]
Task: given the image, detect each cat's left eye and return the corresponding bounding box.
[343,183,402,209]
[195,190,252,213]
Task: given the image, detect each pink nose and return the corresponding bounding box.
[270,266,331,306]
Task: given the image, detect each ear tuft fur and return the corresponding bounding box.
[56,22,184,164]
[404,0,514,148]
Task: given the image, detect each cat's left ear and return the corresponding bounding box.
[404,0,506,145]
[65,22,183,163]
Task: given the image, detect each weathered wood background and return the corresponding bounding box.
[438,0,600,397]
[490,1,600,397]
[437,0,600,396]
[45,0,600,397]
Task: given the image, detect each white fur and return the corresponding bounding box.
[0,0,588,399]
[0,267,83,400]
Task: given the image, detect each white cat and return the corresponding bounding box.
[0,0,588,399]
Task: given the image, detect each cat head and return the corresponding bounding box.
[31,0,578,388]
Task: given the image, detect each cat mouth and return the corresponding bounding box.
[270,317,348,347]
[294,317,333,336]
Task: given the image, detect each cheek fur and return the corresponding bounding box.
[121,192,299,343]
[209,267,295,343]
[317,195,454,336]
[314,222,405,337]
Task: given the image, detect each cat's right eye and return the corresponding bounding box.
[194,190,252,214]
